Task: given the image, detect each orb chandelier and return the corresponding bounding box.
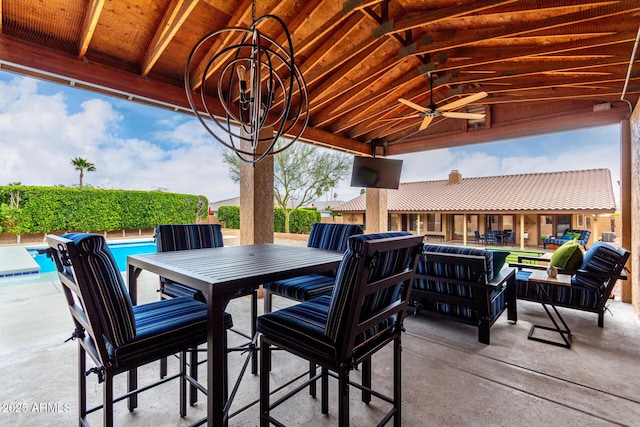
[184,6,309,165]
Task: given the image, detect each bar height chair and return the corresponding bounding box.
[46,232,219,427]
[155,223,259,403]
[258,232,424,426]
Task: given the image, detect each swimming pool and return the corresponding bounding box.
[29,240,157,273]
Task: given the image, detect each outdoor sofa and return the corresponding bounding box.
[543,229,590,249]
[411,244,517,344]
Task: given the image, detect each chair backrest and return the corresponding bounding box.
[46,233,136,366]
[306,223,364,252]
[155,223,224,252]
[325,232,423,361]
[572,242,630,294]
[485,231,497,243]
[417,244,494,285]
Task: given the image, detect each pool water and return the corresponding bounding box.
[29,241,157,273]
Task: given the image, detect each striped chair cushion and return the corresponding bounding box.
[263,223,362,302]
[516,270,599,309]
[61,233,136,348]
[326,232,413,344]
[155,224,225,301]
[307,223,364,251]
[155,224,224,252]
[108,296,225,365]
[263,274,335,301]
[572,242,623,292]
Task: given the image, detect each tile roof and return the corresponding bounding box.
[334,169,616,213]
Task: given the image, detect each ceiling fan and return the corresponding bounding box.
[397,73,488,131]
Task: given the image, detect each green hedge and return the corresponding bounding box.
[0,186,207,234]
[218,205,320,233]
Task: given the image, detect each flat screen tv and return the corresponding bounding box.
[350,156,403,189]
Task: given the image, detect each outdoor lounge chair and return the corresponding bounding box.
[512,241,629,327]
[257,232,423,426]
[45,233,220,426]
[543,229,590,249]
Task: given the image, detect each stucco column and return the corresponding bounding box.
[239,127,274,245]
[365,188,388,233]
[519,214,525,250]
[621,118,633,303]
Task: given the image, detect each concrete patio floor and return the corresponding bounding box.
[1,263,639,426]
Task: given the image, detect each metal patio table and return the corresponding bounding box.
[127,243,344,427]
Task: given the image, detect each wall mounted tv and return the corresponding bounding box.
[350,156,403,189]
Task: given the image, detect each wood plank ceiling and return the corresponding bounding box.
[0,0,638,157]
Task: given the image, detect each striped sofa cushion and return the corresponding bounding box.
[516,270,599,309]
[572,242,623,292]
[420,244,494,283]
[307,223,364,251]
[155,223,224,252]
[62,233,136,349]
[325,232,414,343]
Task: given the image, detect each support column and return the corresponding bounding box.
[621,117,633,304]
[520,214,525,250]
[365,188,388,233]
[462,213,468,246]
[240,128,274,245]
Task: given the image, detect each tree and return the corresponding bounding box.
[70,157,96,189]
[222,140,351,233]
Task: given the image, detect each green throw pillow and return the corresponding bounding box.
[550,239,584,269]
[569,231,582,239]
[489,250,510,273]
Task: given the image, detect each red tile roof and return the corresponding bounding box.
[335,169,616,213]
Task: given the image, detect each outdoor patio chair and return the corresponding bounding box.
[512,241,630,327]
[45,232,223,427]
[258,232,423,426]
[484,230,498,246]
[474,230,484,245]
[155,223,258,394]
[502,231,515,246]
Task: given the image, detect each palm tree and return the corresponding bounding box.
[70,157,96,189]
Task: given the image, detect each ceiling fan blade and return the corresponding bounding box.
[419,116,434,131]
[399,98,428,113]
[442,112,486,120]
[439,91,488,111]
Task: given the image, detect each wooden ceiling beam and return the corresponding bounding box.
[140,0,200,77]
[404,1,640,59]
[78,0,105,58]
[374,0,517,37]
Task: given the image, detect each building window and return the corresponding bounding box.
[409,214,422,231]
[426,213,442,232]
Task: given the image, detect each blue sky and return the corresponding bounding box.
[0,71,622,206]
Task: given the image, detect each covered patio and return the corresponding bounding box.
[0,1,639,425]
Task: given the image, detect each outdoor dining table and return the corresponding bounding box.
[127,243,345,427]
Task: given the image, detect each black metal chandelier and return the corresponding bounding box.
[184,9,309,164]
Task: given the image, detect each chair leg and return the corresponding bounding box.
[160,356,168,378]
[321,366,329,415]
[263,289,273,313]
[478,321,490,345]
[338,370,350,427]
[127,367,137,412]
[103,373,114,427]
[259,336,270,427]
[309,362,317,397]
[361,358,371,404]
[78,344,87,426]
[180,351,187,417]
[394,337,402,427]
[189,348,199,406]
[251,290,259,375]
